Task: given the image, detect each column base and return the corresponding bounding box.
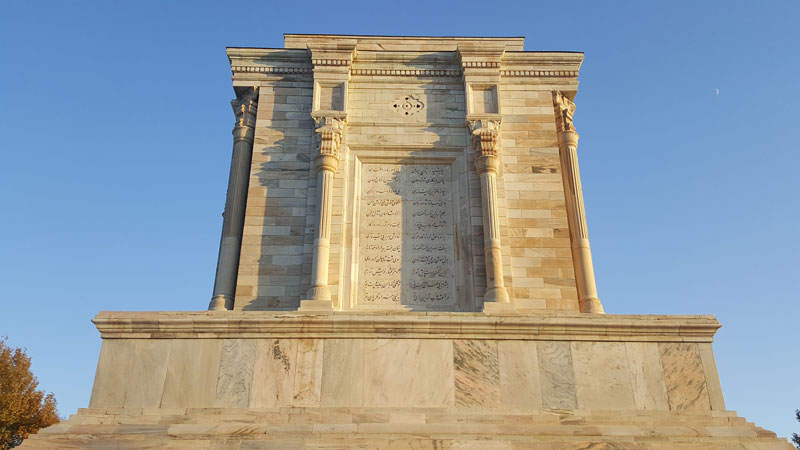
[298,300,334,311]
[484,286,510,303]
[306,285,331,302]
[208,294,231,311]
[579,297,605,314]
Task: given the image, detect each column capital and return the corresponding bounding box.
[312,113,346,172]
[552,90,577,133]
[467,117,501,156]
[231,86,259,142]
[468,117,501,174]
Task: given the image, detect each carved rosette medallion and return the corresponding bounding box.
[392,94,424,116]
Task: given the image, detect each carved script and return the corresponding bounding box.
[358,163,456,308]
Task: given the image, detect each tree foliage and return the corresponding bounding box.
[793,409,800,449]
[0,338,59,450]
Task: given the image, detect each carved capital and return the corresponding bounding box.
[313,115,345,168]
[231,87,259,142]
[467,119,501,158]
[552,90,576,133]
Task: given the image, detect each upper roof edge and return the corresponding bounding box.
[282,34,526,51]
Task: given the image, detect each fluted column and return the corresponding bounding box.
[209,87,259,311]
[552,91,604,314]
[301,115,344,310]
[469,118,510,305]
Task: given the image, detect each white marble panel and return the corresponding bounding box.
[572,342,636,410]
[498,340,542,410]
[160,339,223,408]
[292,339,324,406]
[250,339,297,408]
[89,339,135,408]
[123,340,171,408]
[625,342,669,410]
[364,339,454,407]
[321,339,365,406]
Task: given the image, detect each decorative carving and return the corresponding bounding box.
[313,116,345,161]
[352,69,461,77]
[311,59,350,66]
[468,119,500,158]
[501,70,578,77]
[230,87,259,144]
[552,91,576,133]
[231,65,312,74]
[462,61,500,68]
[392,94,425,116]
[359,164,456,309]
[232,87,259,129]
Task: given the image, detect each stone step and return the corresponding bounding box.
[21,409,794,450]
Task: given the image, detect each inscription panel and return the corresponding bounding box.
[359,163,456,309]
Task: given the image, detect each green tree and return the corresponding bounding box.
[793,409,800,449]
[0,338,59,449]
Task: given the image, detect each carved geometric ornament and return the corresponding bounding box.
[392,94,424,116]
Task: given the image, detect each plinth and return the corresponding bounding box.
[21,311,793,449]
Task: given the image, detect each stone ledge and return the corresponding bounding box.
[22,408,795,450]
[93,312,720,342]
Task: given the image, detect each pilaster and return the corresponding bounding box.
[460,45,511,310]
[299,45,354,311]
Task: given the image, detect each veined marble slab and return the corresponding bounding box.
[454,340,500,408]
[215,339,256,408]
[536,341,577,410]
[659,342,712,411]
[364,339,454,407]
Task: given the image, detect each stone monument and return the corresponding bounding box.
[21,34,793,449]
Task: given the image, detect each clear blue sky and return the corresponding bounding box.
[1,0,798,440]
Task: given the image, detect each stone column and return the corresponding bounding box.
[209,87,259,311]
[469,118,511,305]
[552,91,604,314]
[300,115,344,311]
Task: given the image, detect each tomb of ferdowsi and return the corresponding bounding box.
[21,34,793,449]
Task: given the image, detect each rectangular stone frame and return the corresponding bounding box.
[339,146,475,312]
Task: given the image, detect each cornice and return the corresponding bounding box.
[227,48,312,75]
[93,312,721,342]
[226,47,583,78]
[500,51,583,78]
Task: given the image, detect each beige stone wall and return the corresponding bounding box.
[229,36,589,311]
[236,77,315,310]
[497,82,578,311]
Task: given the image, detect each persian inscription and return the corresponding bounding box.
[359,163,456,308]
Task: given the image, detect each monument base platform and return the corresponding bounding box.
[20,311,793,449]
[25,407,792,449]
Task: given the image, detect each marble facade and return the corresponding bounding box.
[20,35,793,449]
